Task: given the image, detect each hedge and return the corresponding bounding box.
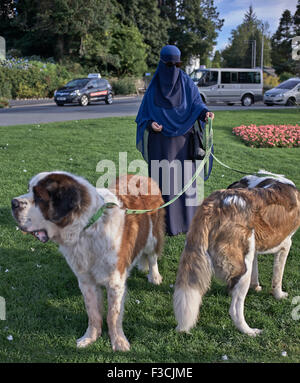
[0,57,141,99]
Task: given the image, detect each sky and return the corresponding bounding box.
[214,0,298,52]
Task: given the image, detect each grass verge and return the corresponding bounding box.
[0,109,299,362]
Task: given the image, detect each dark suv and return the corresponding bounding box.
[54,75,113,106]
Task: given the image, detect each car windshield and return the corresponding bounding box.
[65,79,89,88]
[277,80,300,90]
[190,69,206,82]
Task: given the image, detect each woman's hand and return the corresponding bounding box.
[151,121,163,132]
[205,112,214,121]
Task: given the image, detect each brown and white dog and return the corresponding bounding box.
[11,172,165,351]
[174,172,300,336]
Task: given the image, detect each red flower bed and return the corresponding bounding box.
[232,124,300,148]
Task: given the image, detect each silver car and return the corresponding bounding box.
[264,77,300,106]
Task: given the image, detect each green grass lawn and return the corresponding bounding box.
[0,109,299,363]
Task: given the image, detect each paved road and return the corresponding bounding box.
[0,96,298,126]
[0,96,142,126]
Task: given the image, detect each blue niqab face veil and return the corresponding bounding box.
[154,45,182,109]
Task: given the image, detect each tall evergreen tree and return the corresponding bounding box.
[222,6,271,68]
[161,0,223,66]
[211,50,222,67]
[293,0,300,36]
[271,9,294,74]
[116,0,169,69]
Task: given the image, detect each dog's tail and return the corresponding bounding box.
[173,210,213,333]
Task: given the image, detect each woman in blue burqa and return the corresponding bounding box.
[136,45,214,236]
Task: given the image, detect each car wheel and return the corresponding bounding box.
[241,94,253,106]
[226,102,234,106]
[80,94,89,106]
[56,102,64,106]
[286,98,296,106]
[105,93,113,104]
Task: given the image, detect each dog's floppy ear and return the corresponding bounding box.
[46,178,81,222]
[33,184,51,202]
[227,179,249,189]
[34,175,81,224]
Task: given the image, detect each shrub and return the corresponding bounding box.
[263,73,280,90]
[0,56,141,99]
[0,57,76,99]
[109,25,147,77]
[110,77,137,95]
[279,72,294,82]
[0,70,12,98]
[232,124,300,148]
[0,97,9,108]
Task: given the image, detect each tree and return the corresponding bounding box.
[0,0,224,76]
[211,50,222,67]
[243,5,257,24]
[5,0,121,63]
[0,0,15,22]
[109,24,148,76]
[161,0,224,66]
[293,0,300,36]
[222,6,271,68]
[0,0,16,51]
[116,0,169,69]
[271,10,294,74]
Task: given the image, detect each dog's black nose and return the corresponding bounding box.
[11,199,20,209]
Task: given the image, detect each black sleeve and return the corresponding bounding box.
[146,120,154,130]
[198,108,209,122]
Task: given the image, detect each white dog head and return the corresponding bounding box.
[11,172,91,243]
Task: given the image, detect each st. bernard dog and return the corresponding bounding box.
[11,171,165,351]
[174,172,300,336]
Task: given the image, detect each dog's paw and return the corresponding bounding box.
[148,273,163,285]
[112,336,130,352]
[251,284,262,292]
[76,335,98,348]
[246,328,263,337]
[272,290,288,300]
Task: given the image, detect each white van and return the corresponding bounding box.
[190,67,263,106]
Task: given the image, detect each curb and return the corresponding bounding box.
[8,95,141,108]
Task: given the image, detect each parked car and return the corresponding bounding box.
[54,74,113,106]
[190,67,263,106]
[263,78,300,106]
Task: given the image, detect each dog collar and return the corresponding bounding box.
[84,202,118,230]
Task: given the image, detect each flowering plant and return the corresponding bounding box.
[232,124,300,148]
